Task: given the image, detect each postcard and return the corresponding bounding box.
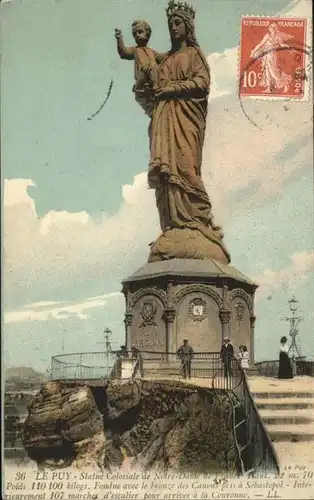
[2,0,313,499]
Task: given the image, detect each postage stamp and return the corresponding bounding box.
[239,17,308,99]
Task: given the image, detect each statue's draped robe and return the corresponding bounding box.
[148,46,222,246]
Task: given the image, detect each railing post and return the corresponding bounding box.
[250,316,256,365]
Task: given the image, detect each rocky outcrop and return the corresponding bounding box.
[23,379,237,473]
[23,382,103,467]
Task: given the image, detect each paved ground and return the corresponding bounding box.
[248,375,314,393]
[274,442,314,469]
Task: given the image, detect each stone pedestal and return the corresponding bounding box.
[122,259,258,363]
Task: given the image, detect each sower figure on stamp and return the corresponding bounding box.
[220,337,234,383]
[250,23,293,94]
[177,339,194,379]
[115,21,166,117]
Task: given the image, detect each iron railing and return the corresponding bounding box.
[297,360,314,376]
[213,357,280,475]
[52,350,236,388]
[255,359,314,377]
[51,351,117,380]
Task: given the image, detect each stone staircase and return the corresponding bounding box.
[251,379,314,443]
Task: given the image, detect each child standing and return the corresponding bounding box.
[115,20,164,116]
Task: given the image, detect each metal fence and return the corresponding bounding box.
[51,350,240,389]
[230,369,280,475]
[51,351,117,380]
[51,350,255,393]
[255,359,314,377]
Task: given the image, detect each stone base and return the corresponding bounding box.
[148,228,230,265]
[122,259,257,362]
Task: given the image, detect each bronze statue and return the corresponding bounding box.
[116,1,230,264]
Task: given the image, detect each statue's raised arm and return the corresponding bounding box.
[115,29,135,60]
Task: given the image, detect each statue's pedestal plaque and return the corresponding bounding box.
[122,259,258,363]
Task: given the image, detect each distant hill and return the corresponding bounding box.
[5,366,47,382]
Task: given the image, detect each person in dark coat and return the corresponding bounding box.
[220,337,234,379]
[118,345,129,359]
[278,336,293,379]
[177,339,194,379]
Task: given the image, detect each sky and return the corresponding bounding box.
[1,0,313,372]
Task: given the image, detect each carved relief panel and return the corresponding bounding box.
[130,292,166,351]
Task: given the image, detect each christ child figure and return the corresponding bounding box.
[115,20,163,115]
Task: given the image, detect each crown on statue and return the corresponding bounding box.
[166,0,195,20]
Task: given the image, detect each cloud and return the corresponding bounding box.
[253,250,314,302]
[4,172,158,307]
[4,179,36,213]
[3,0,313,309]
[204,96,312,226]
[4,292,122,324]
[207,47,238,100]
[279,0,311,17]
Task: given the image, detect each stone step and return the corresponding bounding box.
[255,398,314,410]
[272,442,314,467]
[267,424,314,442]
[252,392,314,399]
[259,409,314,425]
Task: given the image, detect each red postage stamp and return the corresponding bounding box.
[239,17,308,99]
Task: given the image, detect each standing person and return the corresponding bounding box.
[220,337,234,379]
[177,339,194,379]
[278,336,293,379]
[118,345,129,359]
[238,345,249,372]
[131,345,144,378]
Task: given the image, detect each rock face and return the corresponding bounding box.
[23,379,237,473]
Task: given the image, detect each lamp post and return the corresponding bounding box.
[97,328,119,377]
[282,295,304,374]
